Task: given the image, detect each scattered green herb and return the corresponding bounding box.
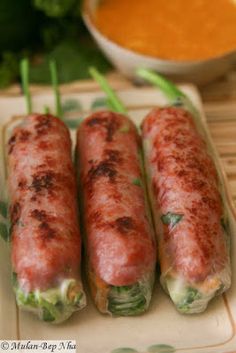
[221,217,229,233]
[42,306,55,322]
[91,97,109,111]
[0,201,8,218]
[177,287,201,313]
[0,53,19,88]
[119,124,130,133]
[132,178,142,187]
[44,105,51,114]
[64,118,83,130]
[12,272,18,287]
[33,0,77,18]
[62,99,82,113]
[0,222,9,242]
[161,212,183,228]
[108,283,147,316]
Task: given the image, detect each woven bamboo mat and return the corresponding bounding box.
[1,70,236,206]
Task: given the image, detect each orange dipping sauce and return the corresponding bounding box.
[95,0,236,61]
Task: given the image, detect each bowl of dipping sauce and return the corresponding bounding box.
[83,0,236,85]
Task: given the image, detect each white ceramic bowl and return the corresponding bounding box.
[82,0,236,85]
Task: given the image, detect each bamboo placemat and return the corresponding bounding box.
[1,70,236,206]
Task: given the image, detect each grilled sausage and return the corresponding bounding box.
[77,111,156,315]
[8,114,86,323]
[142,106,231,313]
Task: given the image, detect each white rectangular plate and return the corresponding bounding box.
[0,85,236,353]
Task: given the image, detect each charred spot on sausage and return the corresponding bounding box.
[87,149,122,185]
[10,202,21,225]
[35,115,52,135]
[38,221,56,240]
[106,119,118,142]
[86,117,102,127]
[104,149,122,163]
[9,129,32,154]
[31,210,57,239]
[18,179,27,190]
[31,209,48,222]
[8,134,17,154]
[19,130,31,142]
[30,171,55,193]
[86,114,120,141]
[88,161,117,180]
[115,216,135,233]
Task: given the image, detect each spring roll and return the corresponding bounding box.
[142,105,231,313]
[76,111,156,316]
[8,114,86,323]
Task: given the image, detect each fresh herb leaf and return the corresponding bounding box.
[0,201,8,218]
[132,178,142,187]
[62,99,82,113]
[0,52,19,88]
[177,287,201,312]
[42,307,55,322]
[64,117,83,129]
[91,97,108,111]
[16,289,38,307]
[74,292,83,305]
[108,283,147,316]
[33,0,77,18]
[221,217,229,233]
[161,212,183,228]
[12,272,18,287]
[44,105,51,114]
[29,39,111,84]
[0,222,9,242]
[119,124,130,133]
[39,298,58,322]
